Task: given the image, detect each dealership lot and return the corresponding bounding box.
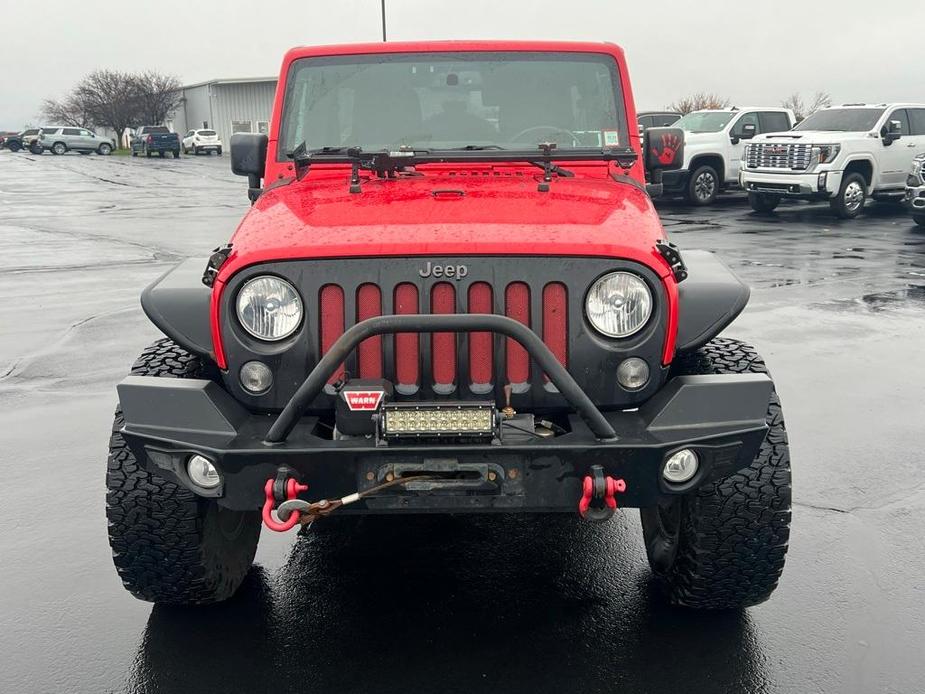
[0,150,923,693]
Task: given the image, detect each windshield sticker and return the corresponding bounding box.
[603,130,620,147]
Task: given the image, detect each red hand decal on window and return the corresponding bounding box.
[651,133,681,165]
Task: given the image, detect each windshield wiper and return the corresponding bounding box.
[434,145,574,178]
[293,144,635,193]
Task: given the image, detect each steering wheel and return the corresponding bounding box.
[510,125,582,147]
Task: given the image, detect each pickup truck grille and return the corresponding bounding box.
[319,280,568,394]
[745,143,813,170]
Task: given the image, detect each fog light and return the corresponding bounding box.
[617,357,649,390]
[817,172,828,191]
[187,454,221,489]
[663,449,699,484]
[240,361,272,393]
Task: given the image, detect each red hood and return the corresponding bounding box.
[218,169,671,282]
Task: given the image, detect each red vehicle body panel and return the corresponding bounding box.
[211,41,678,370]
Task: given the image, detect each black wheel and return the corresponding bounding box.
[98,143,112,155]
[913,214,925,227]
[217,147,223,156]
[748,192,781,213]
[8,141,22,152]
[640,338,791,609]
[52,142,67,155]
[830,172,867,219]
[106,339,261,605]
[686,165,720,205]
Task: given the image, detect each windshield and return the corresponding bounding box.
[278,51,627,159]
[794,108,885,132]
[674,111,733,133]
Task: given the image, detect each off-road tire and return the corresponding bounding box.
[640,338,791,609]
[686,164,720,206]
[106,339,261,605]
[748,192,781,213]
[830,172,867,219]
[913,213,925,227]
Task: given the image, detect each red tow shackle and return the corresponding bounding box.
[578,465,626,521]
[262,476,309,532]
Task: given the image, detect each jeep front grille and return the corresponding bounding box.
[745,142,813,170]
[318,280,569,395]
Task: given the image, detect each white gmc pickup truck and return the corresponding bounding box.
[661,107,795,205]
[740,104,925,218]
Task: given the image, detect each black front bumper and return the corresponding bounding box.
[118,372,772,513]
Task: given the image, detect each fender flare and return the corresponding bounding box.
[140,258,215,361]
[687,152,727,183]
[675,250,750,353]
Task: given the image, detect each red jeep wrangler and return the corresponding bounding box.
[107,41,791,609]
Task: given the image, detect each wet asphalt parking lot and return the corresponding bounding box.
[0,149,923,694]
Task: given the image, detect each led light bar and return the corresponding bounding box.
[381,402,497,439]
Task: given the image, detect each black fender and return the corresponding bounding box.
[140,259,214,361]
[675,250,750,353]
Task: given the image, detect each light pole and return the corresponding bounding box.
[380,0,387,41]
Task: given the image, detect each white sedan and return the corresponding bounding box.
[181,129,223,155]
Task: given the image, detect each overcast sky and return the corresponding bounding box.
[2,0,924,130]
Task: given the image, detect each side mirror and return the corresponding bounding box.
[882,119,902,145]
[645,127,685,172]
[231,133,268,202]
[740,123,757,140]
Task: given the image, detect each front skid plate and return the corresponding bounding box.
[118,373,772,512]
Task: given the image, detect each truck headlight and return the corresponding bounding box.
[586,272,652,338]
[812,144,840,165]
[236,276,303,341]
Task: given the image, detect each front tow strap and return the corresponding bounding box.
[262,474,436,532]
[578,464,626,522]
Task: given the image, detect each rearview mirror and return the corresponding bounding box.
[645,127,685,172]
[231,133,268,202]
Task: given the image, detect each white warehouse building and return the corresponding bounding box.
[172,77,278,147]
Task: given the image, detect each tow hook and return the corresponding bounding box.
[578,464,626,522]
[262,469,309,532]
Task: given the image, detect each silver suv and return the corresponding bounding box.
[38,127,115,155]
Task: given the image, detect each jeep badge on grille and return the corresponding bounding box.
[418,262,469,280]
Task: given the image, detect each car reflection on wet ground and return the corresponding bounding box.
[0,151,923,694]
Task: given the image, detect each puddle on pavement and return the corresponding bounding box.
[813,285,925,313]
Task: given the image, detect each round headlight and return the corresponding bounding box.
[236,276,303,341]
[586,272,653,338]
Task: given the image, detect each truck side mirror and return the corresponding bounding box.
[231,133,268,202]
[881,120,902,145]
[645,127,685,172]
[740,123,757,140]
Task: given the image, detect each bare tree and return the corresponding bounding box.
[666,92,731,115]
[40,95,92,128]
[131,70,183,126]
[809,91,832,114]
[782,91,832,122]
[781,92,806,121]
[72,70,140,149]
